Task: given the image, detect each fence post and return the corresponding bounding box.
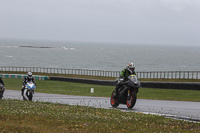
[171,71,173,79]
[160,72,161,79]
[156,72,157,79]
[192,71,194,79]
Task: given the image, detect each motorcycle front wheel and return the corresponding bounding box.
[0,88,3,99]
[27,90,33,101]
[110,91,119,108]
[0,93,3,99]
[126,91,137,109]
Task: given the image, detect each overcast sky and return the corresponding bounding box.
[0,0,200,46]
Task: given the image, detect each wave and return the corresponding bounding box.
[0,45,76,50]
[4,55,14,58]
[0,45,18,48]
[19,46,54,49]
[61,47,76,50]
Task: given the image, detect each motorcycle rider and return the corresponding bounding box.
[113,62,136,98]
[0,77,5,86]
[21,72,36,96]
[0,77,5,96]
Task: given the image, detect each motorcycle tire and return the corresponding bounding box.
[0,93,2,99]
[27,90,33,101]
[126,91,137,109]
[110,91,119,108]
[0,88,3,99]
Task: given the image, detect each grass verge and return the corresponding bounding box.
[3,79,200,102]
[0,99,200,132]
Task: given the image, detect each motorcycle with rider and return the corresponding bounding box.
[0,77,5,99]
[110,62,141,109]
[22,72,36,101]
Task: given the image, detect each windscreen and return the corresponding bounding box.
[128,75,138,83]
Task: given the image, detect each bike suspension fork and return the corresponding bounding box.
[128,89,130,97]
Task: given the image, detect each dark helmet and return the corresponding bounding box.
[126,62,135,74]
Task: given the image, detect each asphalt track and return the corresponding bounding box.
[3,90,200,122]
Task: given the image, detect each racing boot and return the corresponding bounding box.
[21,88,24,96]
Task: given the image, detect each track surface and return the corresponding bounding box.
[3,90,200,122]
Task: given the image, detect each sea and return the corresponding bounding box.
[0,39,200,72]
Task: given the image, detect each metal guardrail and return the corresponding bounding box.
[137,71,200,79]
[0,66,200,79]
[0,74,48,80]
[0,66,120,77]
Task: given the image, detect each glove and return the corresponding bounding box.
[118,78,123,83]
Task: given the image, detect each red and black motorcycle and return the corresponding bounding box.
[110,74,140,109]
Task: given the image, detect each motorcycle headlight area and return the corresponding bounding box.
[26,85,35,89]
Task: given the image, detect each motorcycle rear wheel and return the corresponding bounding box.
[110,91,119,107]
[126,91,137,109]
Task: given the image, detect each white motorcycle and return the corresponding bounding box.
[23,81,36,101]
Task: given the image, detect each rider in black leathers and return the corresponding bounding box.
[21,72,36,95]
[0,77,4,86]
[0,77,5,96]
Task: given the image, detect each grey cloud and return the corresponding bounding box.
[0,0,200,46]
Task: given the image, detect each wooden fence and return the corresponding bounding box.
[0,66,200,79]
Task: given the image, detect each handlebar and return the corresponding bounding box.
[122,81,128,84]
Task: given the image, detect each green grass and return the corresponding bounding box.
[0,99,199,132]
[138,88,200,101]
[3,78,200,102]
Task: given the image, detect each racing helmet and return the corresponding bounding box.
[27,72,33,80]
[127,62,135,74]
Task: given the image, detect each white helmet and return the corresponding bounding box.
[127,62,135,74]
[27,72,32,78]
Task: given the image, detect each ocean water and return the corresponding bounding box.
[0,39,200,71]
